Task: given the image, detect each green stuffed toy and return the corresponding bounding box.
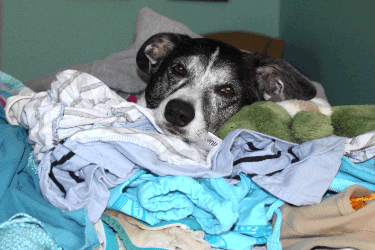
[215,99,375,143]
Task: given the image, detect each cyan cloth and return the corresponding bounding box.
[0,71,24,90]
[108,170,284,250]
[0,105,99,250]
[0,213,62,250]
[330,156,375,192]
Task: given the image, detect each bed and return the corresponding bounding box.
[1,7,374,250]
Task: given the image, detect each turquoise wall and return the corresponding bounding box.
[3,0,373,106]
[280,0,375,106]
[1,0,280,82]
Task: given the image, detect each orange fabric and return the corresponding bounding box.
[351,192,375,210]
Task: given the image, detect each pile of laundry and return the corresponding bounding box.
[1,70,374,250]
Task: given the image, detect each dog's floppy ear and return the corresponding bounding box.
[250,52,317,101]
[136,33,191,75]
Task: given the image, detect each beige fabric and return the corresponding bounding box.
[116,235,126,250]
[5,86,35,126]
[105,210,211,250]
[93,219,126,250]
[273,185,375,250]
[93,220,106,250]
[276,97,332,118]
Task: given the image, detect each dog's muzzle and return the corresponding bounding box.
[164,99,195,127]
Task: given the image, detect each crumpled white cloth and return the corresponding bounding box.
[5,86,36,125]
[344,130,375,162]
[9,70,159,162]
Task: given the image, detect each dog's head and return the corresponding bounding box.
[136,33,316,143]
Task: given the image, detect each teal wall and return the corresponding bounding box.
[3,0,373,106]
[1,0,280,82]
[280,0,375,106]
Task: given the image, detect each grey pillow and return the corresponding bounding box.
[24,7,202,96]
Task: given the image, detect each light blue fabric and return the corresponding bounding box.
[204,197,284,250]
[109,170,238,233]
[215,129,346,206]
[0,71,24,90]
[45,128,346,217]
[38,127,347,224]
[0,104,99,250]
[108,171,284,250]
[25,151,39,176]
[329,156,375,192]
[265,208,283,250]
[0,213,62,250]
[0,90,13,98]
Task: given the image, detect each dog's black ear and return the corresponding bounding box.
[136,33,191,75]
[250,52,317,101]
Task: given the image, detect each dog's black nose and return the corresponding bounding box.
[164,99,195,127]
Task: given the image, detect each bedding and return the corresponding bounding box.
[1,7,374,250]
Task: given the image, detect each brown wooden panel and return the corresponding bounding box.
[202,31,284,58]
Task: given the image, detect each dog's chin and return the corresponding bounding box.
[157,122,205,144]
[159,123,189,141]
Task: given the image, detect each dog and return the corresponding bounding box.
[136,33,317,144]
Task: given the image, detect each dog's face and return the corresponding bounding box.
[136,33,316,143]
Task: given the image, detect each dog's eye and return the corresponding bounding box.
[220,87,235,95]
[172,65,186,76]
